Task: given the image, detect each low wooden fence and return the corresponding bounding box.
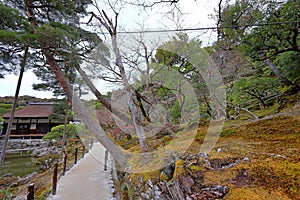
[26,143,89,200]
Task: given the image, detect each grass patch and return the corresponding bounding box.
[253,103,280,118]
[1,152,40,177]
[220,129,237,138]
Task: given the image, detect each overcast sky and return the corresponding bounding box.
[0,0,220,99]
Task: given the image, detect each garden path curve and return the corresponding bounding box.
[47,143,113,200]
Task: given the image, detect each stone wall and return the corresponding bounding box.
[5,139,50,150]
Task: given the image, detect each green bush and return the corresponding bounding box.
[170,100,181,123]
[43,124,84,141]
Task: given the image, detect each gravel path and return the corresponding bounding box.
[47,143,112,200]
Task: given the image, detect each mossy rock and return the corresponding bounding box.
[173,160,186,179]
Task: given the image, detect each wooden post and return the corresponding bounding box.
[90,139,93,149]
[52,163,58,195]
[63,153,67,176]
[104,150,108,171]
[27,183,34,200]
[74,148,78,164]
[82,145,85,158]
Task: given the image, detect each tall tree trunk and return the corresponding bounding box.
[0,46,28,173]
[266,58,292,86]
[26,3,127,165]
[90,10,149,151]
[44,51,127,165]
[111,34,148,152]
[74,64,131,123]
[60,98,69,161]
[75,65,111,110]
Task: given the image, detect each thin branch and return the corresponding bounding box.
[131,0,179,8]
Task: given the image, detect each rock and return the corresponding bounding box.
[147,179,154,188]
[154,185,160,191]
[158,182,167,192]
[14,195,26,200]
[243,157,250,161]
[108,180,114,186]
[214,184,228,194]
[40,141,50,148]
[154,190,162,197]
[186,195,193,200]
[178,175,194,194]
[2,173,13,179]
[141,192,150,199]
[161,163,175,180]
[270,154,286,158]
[31,149,38,157]
[17,172,38,185]
[139,176,143,183]
[146,188,153,195]
[110,187,116,194]
[197,152,208,158]
[200,185,229,198]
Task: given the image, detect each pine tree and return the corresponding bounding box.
[0,0,127,165]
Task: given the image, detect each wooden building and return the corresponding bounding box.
[1,103,62,139]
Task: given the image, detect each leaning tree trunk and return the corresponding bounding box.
[26,3,127,165]
[74,64,131,123]
[111,32,148,152]
[43,51,127,165]
[90,10,148,152]
[0,46,28,173]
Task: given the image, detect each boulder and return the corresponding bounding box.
[17,172,38,186]
[2,173,13,179]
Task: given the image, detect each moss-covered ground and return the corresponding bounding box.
[118,101,300,199]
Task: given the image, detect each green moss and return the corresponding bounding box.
[0,187,12,200]
[120,182,136,200]
[35,186,51,200]
[159,172,170,182]
[227,186,290,200]
[253,103,280,118]
[1,152,40,177]
[189,165,205,172]
[220,129,237,138]
[173,160,185,179]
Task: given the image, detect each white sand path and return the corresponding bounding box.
[47,143,112,200]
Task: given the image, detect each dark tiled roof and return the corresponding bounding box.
[3,104,53,118]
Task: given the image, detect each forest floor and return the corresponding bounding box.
[115,101,300,199]
[0,99,299,199]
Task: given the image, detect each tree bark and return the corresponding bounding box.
[111,32,148,152]
[75,65,112,110]
[92,9,149,152]
[26,4,127,165]
[44,51,127,165]
[114,37,148,151]
[60,98,69,161]
[74,64,131,123]
[240,108,258,120]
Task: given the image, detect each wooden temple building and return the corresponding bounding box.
[1,103,62,139]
